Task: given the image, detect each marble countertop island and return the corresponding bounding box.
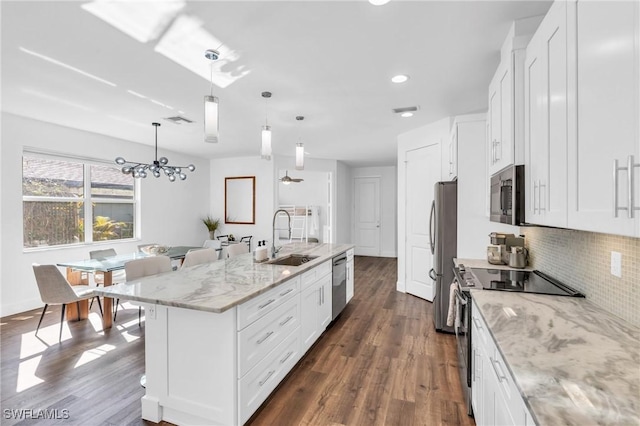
[94,243,353,313]
[472,290,640,425]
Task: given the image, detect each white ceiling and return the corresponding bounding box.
[1,0,552,167]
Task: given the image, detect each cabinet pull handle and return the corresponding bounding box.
[628,155,635,219]
[490,357,507,383]
[258,299,276,310]
[280,351,294,364]
[495,140,501,161]
[257,331,274,345]
[279,315,294,326]
[259,370,275,386]
[279,288,294,297]
[539,181,546,212]
[533,180,538,214]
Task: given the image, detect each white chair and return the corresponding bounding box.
[182,248,218,269]
[89,248,126,310]
[226,243,249,258]
[203,239,222,259]
[33,264,103,342]
[123,256,172,325]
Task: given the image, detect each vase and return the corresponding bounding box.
[209,231,215,240]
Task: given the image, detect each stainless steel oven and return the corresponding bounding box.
[490,165,525,225]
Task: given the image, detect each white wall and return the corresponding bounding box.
[335,161,352,245]
[396,117,451,292]
[351,166,397,257]
[0,113,210,317]
[456,114,520,259]
[209,156,275,247]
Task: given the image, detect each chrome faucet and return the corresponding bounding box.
[272,209,291,258]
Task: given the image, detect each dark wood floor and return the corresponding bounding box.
[1,257,474,426]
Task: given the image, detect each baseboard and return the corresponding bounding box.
[1,298,42,318]
[396,280,406,293]
[380,250,397,258]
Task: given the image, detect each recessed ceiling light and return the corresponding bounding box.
[401,112,414,118]
[369,0,391,5]
[391,75,409,84]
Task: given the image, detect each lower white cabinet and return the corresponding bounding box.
[300,268,332,353]
[471,299,534,426]
[346,249,354,302]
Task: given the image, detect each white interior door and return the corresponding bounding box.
[354,176,381,256]
[406,144,440,301]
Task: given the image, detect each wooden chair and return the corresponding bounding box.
[123,256,172,325]
[33,264,103,342]
[227,243,249,258]
[182,248,218,269]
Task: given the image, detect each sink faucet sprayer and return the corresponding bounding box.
[272,209,291,258]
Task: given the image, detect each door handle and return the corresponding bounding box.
[429,268,437,281]
[429,200,436,255]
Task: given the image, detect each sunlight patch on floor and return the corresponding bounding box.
[16,355,44,392]
[74,344,116,368]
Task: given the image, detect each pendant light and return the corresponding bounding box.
[204,49,220,143]
[115,123,195,182]
[261,91,272,160]
[295,115,304,170]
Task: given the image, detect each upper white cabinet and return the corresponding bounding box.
[524,0,568,228]
[566,0,640,237]
[446,126,458,180]
[487,17,541,177]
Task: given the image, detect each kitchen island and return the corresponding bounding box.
[472,290,640,425]
[95,243,354,425]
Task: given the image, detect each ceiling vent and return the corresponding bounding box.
[164,116,194,125]
[392,106,419,114]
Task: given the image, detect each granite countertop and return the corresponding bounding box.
[472,290,640,425]
[454,257,534,271]
[94,243,354,313]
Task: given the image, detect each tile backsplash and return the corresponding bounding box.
[520,226,640,327]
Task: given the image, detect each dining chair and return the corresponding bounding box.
[239,236,253,251]
[181,248,218,269]
[203,239,222,259]
[217,235,229,245]
[33,264,103,342]
[226,243,249,258]
[124,256,172,325]
[89,248,126,311]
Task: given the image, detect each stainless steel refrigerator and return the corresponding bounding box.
[429,180,457,334]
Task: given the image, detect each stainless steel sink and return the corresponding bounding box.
[266,254,318,266]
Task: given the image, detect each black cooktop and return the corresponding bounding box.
[468,268,584,297]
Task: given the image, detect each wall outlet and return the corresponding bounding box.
[146,305,156,320]
[611,251,622,278]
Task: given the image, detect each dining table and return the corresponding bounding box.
[57,246,200,329]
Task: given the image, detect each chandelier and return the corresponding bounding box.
[115,122,195,182]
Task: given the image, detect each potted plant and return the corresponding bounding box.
[202,216,220,240]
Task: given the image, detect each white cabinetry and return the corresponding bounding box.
[471,299,534,426]
[346,249,354,303]
[300,260,332,353]
[567,0,640,237]
[524,0,568,227]
[445,127,458,180]
[488,17,542,177]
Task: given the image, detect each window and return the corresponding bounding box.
[22,153,136,249]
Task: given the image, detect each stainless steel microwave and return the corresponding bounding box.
[490,165,525,225]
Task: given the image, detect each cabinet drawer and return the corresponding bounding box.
[471,300,491,349]
[238,295,300,377]
[237,277,299,330]
[346,249,354,261]
[300,260,331,290]
[488,343,526,425]
[238,331,301,424]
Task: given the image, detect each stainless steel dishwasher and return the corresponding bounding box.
[332,253,347,320]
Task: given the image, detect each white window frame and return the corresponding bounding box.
[22,149,139,251]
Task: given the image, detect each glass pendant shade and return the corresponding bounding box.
[204,95,219,143]
[295,142,304,170]
[261,125,272,160]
